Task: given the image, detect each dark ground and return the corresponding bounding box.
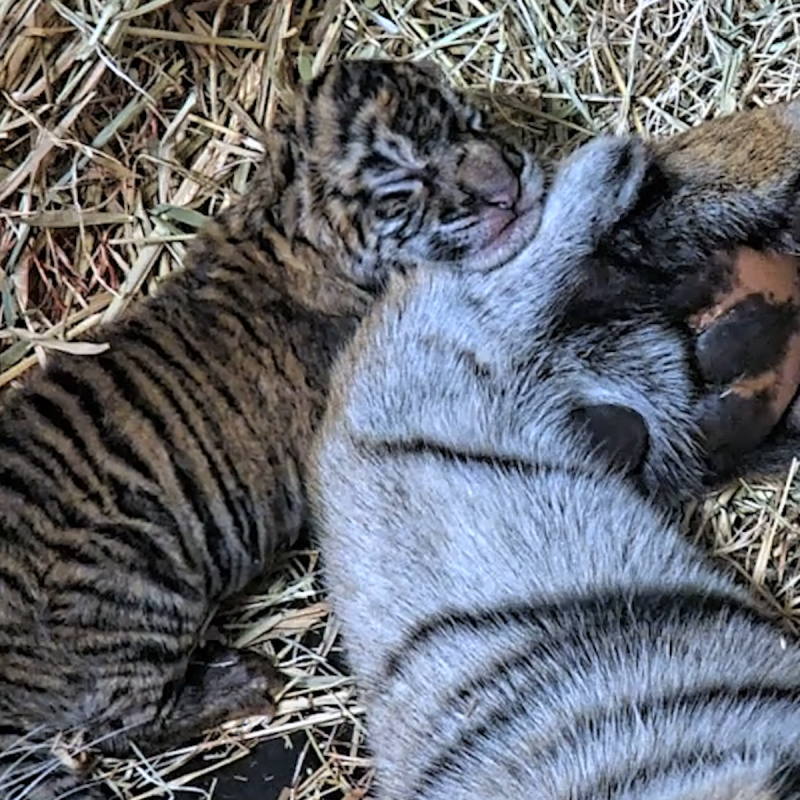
[197,732,308,800]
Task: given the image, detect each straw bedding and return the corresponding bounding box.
[2,1,800,797]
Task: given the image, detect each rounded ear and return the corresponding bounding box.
[571,403,649,475]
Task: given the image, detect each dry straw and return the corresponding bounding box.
[2,0,800,797]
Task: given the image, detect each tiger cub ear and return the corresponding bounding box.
[571,403,650,475]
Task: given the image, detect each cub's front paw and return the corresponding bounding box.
[545,136,649,240]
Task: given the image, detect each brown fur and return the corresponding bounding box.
[654,104,800,190]
[0,59,541,799]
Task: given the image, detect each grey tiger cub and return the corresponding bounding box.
[309,137,800,800]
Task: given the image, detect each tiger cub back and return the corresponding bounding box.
[0,59,544,799]
[309,136,800,800]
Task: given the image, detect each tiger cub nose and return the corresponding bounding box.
[458,141,521,210]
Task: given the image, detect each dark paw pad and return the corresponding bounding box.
[571,403,649,475]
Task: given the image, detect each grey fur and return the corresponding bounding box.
[309,136,800,800]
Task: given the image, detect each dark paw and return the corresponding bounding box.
[189,646,284,719]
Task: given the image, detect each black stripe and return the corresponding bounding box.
[415,603,639,729]
[362,436,596,481]
[151,320,254,428]
[99,357,223,592]
[398,590,785,799]
[572,743,761,800]
[415,679,800,799]
[26,392,98,472]
[0,437,74,504]
[0,566,36,604]
[46,365,159,483]
[44,578,145,612]
[106,478,200,571]
[360,153,396,173]
[121,323,253,533]
[0,640,42,660]
[204,280,272,348]
[0,413,72,479]
[392,213,417,242]
[49,607,191,643]
[58,621,190,654]
[247,233,279,268]
[49,356,201,573]
[351,209,368,251]
[72,634,185,665]
[383,587,768,679]
[94,521,202,601]
[0,462,86,530]
[773,759,800,800]
[0,430,104,513]
[45,540,98,569]
[118,345,246,578]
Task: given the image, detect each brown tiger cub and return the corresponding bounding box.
[0,60,544,799]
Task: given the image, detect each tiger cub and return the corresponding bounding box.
[0,60,544,799]
[309,136,800,800]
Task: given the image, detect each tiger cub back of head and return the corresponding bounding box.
[0,60,545,798]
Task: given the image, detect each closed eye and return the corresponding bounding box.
[371,181,423,219]
[440,202,469,224]
[373,190,414,220]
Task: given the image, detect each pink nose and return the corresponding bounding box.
[458,143,520,209]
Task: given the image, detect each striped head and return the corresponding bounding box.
[292,59,545,288]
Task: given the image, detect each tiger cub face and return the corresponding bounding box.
[293,60,545,288]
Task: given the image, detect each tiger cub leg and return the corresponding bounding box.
[1,643,279,800]
[140,644,283,752]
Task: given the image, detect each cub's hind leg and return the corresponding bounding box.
[31,531,281,764]
[0,641,281,800]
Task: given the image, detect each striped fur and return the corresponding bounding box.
[0,59,544,799]
[310,137,800,800]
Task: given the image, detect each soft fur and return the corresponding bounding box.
[0,59,544,799]
[310,136,800,800]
